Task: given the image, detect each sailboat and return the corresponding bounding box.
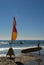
[6,17,17,59]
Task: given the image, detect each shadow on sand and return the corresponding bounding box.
[15,61,24,65]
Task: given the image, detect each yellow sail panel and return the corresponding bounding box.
[11,32,17,40]
[11,17,17,41]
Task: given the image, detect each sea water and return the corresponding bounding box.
[0,40,44,56]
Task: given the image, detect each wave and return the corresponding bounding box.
[0,46,44,51]
[0,54,6,57]
[1,42,9,44]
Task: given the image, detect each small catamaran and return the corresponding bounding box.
[6,17,17,59]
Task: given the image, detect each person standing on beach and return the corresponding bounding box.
[38,40,40,48]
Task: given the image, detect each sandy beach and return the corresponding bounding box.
[0,53,43,65]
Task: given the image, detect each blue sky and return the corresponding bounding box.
[0,0,44,40]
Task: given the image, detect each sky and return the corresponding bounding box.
[0,0,44,40]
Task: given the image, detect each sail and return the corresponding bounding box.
[11,17,17,41]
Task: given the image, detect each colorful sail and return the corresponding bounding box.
[11,17,17,41]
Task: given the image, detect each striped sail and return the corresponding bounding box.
[11,17,17,41]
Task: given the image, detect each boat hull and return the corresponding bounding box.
[21,47,42,53]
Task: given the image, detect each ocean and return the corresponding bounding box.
[0,40,44,65]
[0,40,44,56]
